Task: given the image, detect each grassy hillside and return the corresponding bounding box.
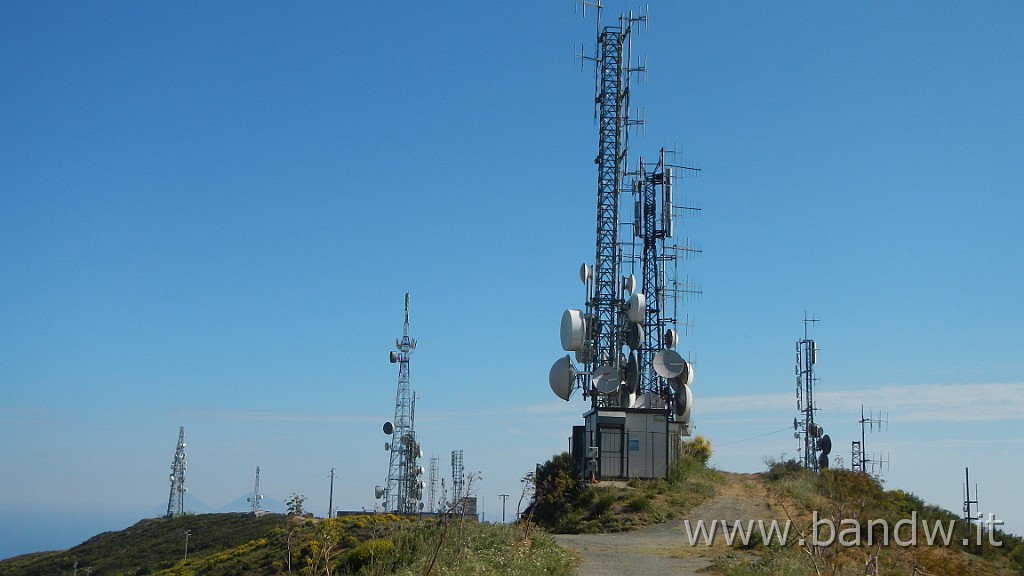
[711,460,1024,576]
[7,457,1022,576]
[0,512,574,576]
[530,452,1024,576]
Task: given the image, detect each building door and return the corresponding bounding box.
[598,425,624,478]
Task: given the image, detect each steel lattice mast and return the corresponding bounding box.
[633,149,701,404]
[385,293,422,514]
[166,427,186,517]
[796,317,820,471]
[582,10,643,409]
[636,153,667,397]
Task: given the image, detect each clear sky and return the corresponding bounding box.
[2,0,1023,559]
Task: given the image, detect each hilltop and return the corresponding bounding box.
[0,512,572,576]
[532,454,1024,576]
[4,459,1023,576]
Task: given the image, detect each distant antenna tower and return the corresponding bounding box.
[451,449,465,509]
[166,427,187,517]
[247,466,263,515]
[428,456,439,513]
[962,467,979,525]
[794,315,831,472]
[380,293,424,514]
[851,405,888,475]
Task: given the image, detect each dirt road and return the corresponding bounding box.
[554,473,775,576]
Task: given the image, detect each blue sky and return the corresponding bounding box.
[2,0,1023,559]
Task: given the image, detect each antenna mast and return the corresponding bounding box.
[795,315,831,471]
[549,3,701,483]
[632,147,701,414]
[963,467,979,525]
[428,456,439,513]
[451,449,465,512]
[852,405,888,475]
[381,293,424,515]
[166,427,187,517]
[247,466,263,515]
[566,4,649,409]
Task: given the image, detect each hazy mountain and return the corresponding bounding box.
[218,494,288,514]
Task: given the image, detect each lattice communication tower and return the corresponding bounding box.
[547,3,702,482]
[166,426,187,517]
[381,293,424,514]
[575,5,645,410]
[427,455,439,513]
[795,316,831,471]
[630,147,701,403]
[450,449,465,506]
[247,465,263,514]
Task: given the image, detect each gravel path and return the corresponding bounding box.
[553,473,774,576]
[553,521,711,576]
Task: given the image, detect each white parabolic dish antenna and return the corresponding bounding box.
[549,355,575,401]
[669,358,694,391]
[592,365,622,394]
[579,263,591,284]
[625,321,643,350]
[653,348,687,378]
[625,351,640,393]
[664,328,679,349]
[674,383,693,420]
[627,292,646,324]
[560,309,586,351]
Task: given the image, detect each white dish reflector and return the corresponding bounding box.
[674,383,692,420]
[625,351,640,394]
[549,355,575,401]
[664,328,678,349]
[627,292,646,324]
[625,321,644,350]
[669,358,694,391]
[653,348,686,378]
[592,365,622,394]
[560,309,586,351]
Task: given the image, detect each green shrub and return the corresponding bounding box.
[625,493,653,513]
[679,435,713,464]
[346,538,396,573]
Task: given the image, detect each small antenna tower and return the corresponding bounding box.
[630,147,701,422]
[328,468,335,518]
[247,466,263,515]
[851,405,888,475]
[166,426,187,517]
[451,449,465,510]
[380,293,424,515]
[794,315,831,471]
[962,467,979,525]
[428,456,439,513]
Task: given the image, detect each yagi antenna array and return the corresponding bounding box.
[852,404,889,476]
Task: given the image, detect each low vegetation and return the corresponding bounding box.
[527,436,720,533]
[0,512,574,576]
[710,458,1024,576]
